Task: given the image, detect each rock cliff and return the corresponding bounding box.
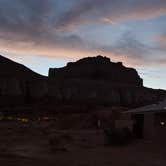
[0,55,43,79]
[48,56,165,107]
[0,55,47,105]
[49,56,143,86]
[0,55,165,108]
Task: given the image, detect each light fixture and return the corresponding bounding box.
[160,121,165,126]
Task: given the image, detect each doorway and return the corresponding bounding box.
[133,114,144,139]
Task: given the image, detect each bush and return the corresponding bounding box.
[104,127,133,145]
[48,134,72,153]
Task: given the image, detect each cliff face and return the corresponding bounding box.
[47,79,165,107]
[0,55,165,108]
[48,56,165,107]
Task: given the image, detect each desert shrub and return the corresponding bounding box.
[61,134,73,142]
[48,134,72,153]
[48,135,64,152]
[104,127,133,145]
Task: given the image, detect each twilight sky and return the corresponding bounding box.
[0,0,166,89]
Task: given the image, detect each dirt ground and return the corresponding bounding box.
[0,121,166,166]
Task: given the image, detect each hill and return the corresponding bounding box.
[0,55,44,79]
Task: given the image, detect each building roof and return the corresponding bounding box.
[123,100,166,114]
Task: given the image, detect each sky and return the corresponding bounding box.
[0,0,166,89]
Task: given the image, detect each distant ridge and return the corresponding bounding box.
[0,55,45,79]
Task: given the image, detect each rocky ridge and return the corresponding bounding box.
[0,55,165,108]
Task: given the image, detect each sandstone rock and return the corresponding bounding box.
[28,80,48,98]
[0,54,165,108]
[48,56,165,107]
[0,78,22,96]
[0,55,47,105]
[49,55,143,86]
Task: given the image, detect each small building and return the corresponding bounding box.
[123,100,166,141]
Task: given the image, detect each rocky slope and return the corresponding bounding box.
[0,55,43,79]
[0,55,47,105]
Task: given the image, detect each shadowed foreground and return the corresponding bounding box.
[0,121,166,166]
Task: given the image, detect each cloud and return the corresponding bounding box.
[153,32,166,52]
[1,0,166,40]
[0,0,166,68]
[0,0,51,36]
[55,0,166,30]
[89,32,153,65]
[157,33,166,46]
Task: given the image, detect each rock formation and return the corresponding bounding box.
[0,55,47,105]
[0,55,43,79]
[48,56,165,107]
[49,55,143,86]
[0,55,165,108]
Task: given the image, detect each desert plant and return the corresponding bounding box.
[104,127,133,145]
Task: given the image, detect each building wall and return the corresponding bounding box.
[143,112,166,141]
[153,112,166,142]
[143,113,155,140]
[113,112,166,142]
